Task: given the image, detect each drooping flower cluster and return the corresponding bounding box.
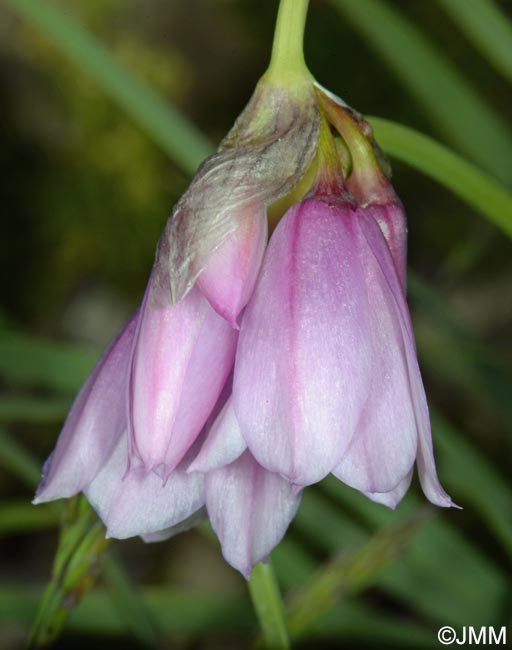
[34,75,455,576]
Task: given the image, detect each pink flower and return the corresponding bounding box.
[234,196,454,509]
[34,80,321,576]
[34,78,455,578]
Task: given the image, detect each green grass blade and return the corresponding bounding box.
[4,0,212,175]
[0,396,69,424]
[331,0,512,185]
[409,273,512,428]
[370,117,512,239]
[320,478,507,626]
[0,501,60,535]
[286,510,429,640]
[432,412,512,557]
[437,0,512,84]
[103,553,160,649]
[376,517,507,627]
[0,428,166,646]
[0,329,97,395]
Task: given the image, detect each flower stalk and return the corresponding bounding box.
[265,0,311,85]
[249,562,290,650]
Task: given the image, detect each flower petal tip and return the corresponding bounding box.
[241,566,252,581]
[290,483,303,498]
[438,494,462,510]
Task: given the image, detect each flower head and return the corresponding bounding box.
[34,7,455,578]
[234,194,452,509]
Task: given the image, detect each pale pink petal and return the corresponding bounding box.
[85,437,204,539]
[197,209,267,325]
[234,199,372,486]
[362,470,413,509]
[359,213,455,508]
[205,451,301,577]
[129,281,206,467]
[365,202,407,290]
[129,277,237,475]
[160,310,238,476]
[415,388,458,508]
[188,397,246,473]
[333,213,417,493]
[34,313,137,504]
[140,508,206,543]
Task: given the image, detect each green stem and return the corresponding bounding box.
[316,86,394,203]
[265,0,311,84]
[249,562,290,650]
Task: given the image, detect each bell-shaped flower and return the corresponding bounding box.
[233,196,454,508]
[33,77,321,564]
[33,11,456,578]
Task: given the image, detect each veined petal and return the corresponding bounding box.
[86,437,204,539]
[188,397,246,473]
[359,213,455,508]
[34,313,137,504]
[333,212,417,493]
[197,208,267,325]
[160,306,238,475]
[205,451,301,577]
[362,470,413,509]
[234,199,372,486]
[129,277,237,475]
[129,281,207,468]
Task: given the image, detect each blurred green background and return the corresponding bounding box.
[0,0,511,648]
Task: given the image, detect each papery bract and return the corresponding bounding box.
[163,82,321,318]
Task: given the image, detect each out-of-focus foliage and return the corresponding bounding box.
[0,1,511,648]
